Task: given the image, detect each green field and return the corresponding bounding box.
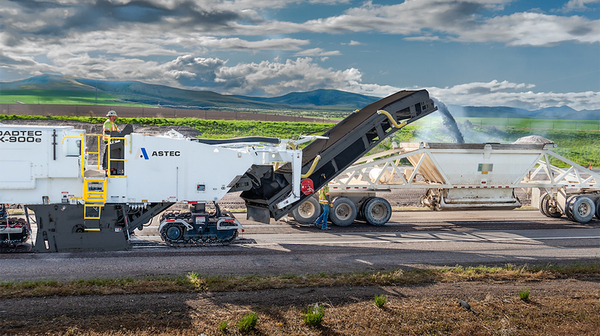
[0,90,148,106]
[0,114,335,140]
[2,114,600,167]
[403,116,600,167]
[411,115,600,131]
[456,117,600,131]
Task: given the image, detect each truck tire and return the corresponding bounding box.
[364,197,392,226]
[539,193,550,217]
[291,197,321,224]
[540,193,562,218]
[595,198,600,219]
[357,197,374,221]
[330,197,357,227]
[570,196,595,223]
[564,196,577,221]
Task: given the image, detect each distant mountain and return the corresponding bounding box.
[0,75,379,112]
[236,89,379,109]
[74,78,279,110]
[2,75,599,119]
[0,74,95,91]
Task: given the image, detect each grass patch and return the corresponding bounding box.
[302,303,325,326]
[237,311,258,332]
[218,320,229,333]
[520,288,531,301]
[0,263,598,299]
[374,294,387,308]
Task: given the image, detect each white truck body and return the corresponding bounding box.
[293,141,600,226]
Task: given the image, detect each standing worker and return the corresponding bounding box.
[315,174,332,230]
[102,110,119,171]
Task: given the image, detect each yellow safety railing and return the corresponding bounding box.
[83,178,106,220]
[85,134,103,171]
[63,133,127,220]
[63,134,104,177]
[106,136,128,177]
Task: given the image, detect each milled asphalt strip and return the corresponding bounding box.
[241,229,600,246]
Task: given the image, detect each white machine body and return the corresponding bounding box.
[0,125,303,206]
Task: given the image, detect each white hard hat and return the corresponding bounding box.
[107,110,118,117]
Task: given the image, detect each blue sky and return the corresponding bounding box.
[0,0,598,110]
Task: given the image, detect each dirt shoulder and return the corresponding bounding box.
[1,278,599,335]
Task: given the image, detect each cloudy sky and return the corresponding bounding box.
[0,0,599,110]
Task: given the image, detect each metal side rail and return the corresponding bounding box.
[240,89,437,222]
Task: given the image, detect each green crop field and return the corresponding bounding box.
[412,116,600,131]
[2,114,600,167]
[457,117,600,131]
[0,114,335,140]
[0,90,147,106]
[404,116,600,167]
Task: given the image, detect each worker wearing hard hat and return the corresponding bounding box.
[103,110,119,143]
[102,110,119,170]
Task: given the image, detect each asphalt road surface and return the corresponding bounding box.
[1,210,599,282]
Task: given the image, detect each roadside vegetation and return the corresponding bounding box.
[1,263,597,299]
[0,263,598,335]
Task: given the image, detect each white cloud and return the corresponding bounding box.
[458,12,600,46]
[294,48,341,56]
[292,0,600,46]
[404,35,440,42]
[192,36,310,51]
[427,81,600,110]
[559,0,600,12]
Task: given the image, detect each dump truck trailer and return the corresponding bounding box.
[291,139,600,225]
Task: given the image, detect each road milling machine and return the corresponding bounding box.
[0,89,437,252]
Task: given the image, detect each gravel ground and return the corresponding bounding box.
[0,278,598,335]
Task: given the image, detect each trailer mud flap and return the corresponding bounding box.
[246,204,271,224]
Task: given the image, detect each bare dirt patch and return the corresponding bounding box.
[1,278,599,335]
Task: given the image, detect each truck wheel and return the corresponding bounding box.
[539,193,550,217]
[330,197,357,227]
[595,199,600,219]
[540,193,562,218]
[364,197,392,226]
[571,196,595,223]
[564,196,576,221]
[357,197,374,221]
[291,197,321,224]
[163,223,184,241]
